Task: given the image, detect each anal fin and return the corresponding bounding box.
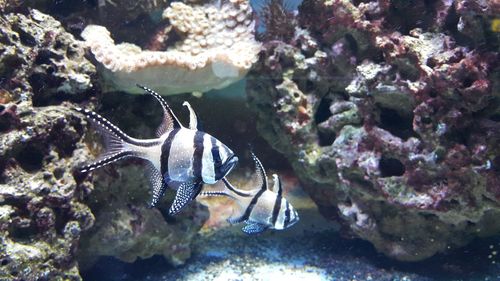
[169,182,203,215]
[241,222,267,235]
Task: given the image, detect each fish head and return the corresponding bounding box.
[217,152,239,180]
[286,200,300,228]
[277,198,299,230]
[203,139,238,184]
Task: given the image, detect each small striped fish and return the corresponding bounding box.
[201,152,299,234]
[75,84,238,215]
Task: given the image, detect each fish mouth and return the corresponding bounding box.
[220,154,238,176]
[288,217,299,228]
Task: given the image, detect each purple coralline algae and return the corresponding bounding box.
[247,0,500,261]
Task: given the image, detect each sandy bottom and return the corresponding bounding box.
[83,172,500,281]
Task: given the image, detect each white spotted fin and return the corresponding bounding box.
[169,181,203,215]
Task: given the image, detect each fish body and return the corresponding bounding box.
[201,152,299,234]
[76,84,238,215]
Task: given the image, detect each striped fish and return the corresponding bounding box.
[200,152,299,234]
[75,84,238,215]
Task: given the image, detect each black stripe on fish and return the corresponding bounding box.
[192,131,204,179]
[271,191,282,226]
[211,137,223,179]
[283,201,291,228]
[161,128,180,179]
[241,187,266,222]
[80,151,133,173]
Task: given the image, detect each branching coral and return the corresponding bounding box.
[247,0,500,261]
[82,0,261,95]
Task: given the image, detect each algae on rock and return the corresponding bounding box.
[247,0,500,261]
[78,164,208,269]
[0,8,96,280]
[0,8,208,280]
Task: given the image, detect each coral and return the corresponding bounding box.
[82,0,261,95]
[247,0,500,261]
[254,0,298,42]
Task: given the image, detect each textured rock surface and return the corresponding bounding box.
[0,8,208,280]
[247,0,500,261]
[78,163,208,269]
[0,9,96,280]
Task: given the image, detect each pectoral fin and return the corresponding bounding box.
[241,222,267,235]
[169,181,203,215]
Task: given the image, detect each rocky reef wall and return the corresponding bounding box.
[0,7,207,280]
[247,0,500,261]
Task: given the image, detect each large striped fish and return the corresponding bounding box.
[76,84,238,215]
[201,152,299,234]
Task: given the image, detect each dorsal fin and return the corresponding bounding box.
[182,101,203,131]
[136,84,183,136]
[222,177,253,197]
[250,152,267,191]
[271,174,283,195]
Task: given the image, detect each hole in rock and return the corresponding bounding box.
[462,77,474,88]
[385,0,435,35]
[16,145,44,172]
[428,90,438,98]
[317,130,336,147]
[492,156,500,172]
[379,157,405,177]
[421,116,432,124]
[314,96,333,125]
[396,60,420,82]
[17,29,37,46]
[446,129,470,146]
[10,224,37,241]
[378,107,416,140]
[344,33,358,54]
[489,114,500,122]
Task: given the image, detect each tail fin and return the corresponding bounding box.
[75,107,135,173]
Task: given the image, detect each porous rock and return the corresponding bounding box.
[247,0,500,261]
[0,8,207,280]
